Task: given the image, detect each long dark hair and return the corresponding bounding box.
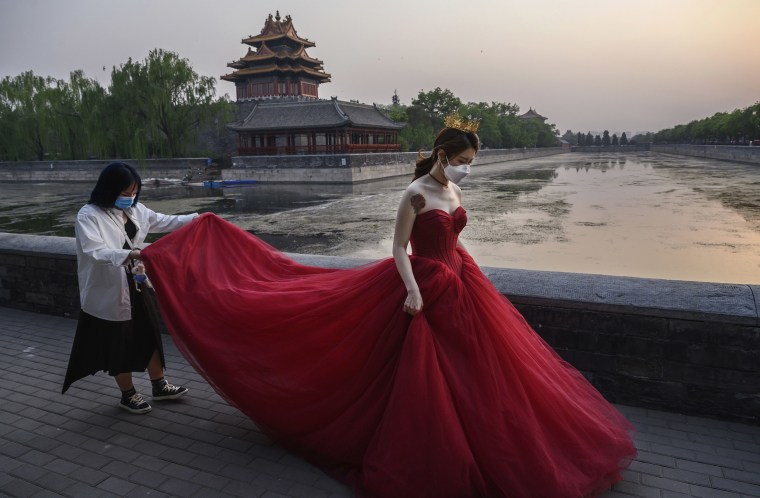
[413,128,480,180]
[88,162,142,208]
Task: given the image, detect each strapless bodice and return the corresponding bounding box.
[410,206,467,273]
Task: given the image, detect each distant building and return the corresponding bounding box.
[229,97,405,155]
[223,11,403,155]
[518,108,548,122]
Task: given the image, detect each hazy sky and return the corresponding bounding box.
[1,0,758,135]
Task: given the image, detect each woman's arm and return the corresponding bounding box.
[453,184,467,252]
[138,204,199,233]
[75,213,133,266]
[392,189,423,315]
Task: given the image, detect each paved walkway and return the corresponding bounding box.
[0,306,758,498]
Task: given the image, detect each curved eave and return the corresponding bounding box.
[228,122,346,132]
[222,66,332,82]
[228,120,405,132]
[236,53,325,66]
[242,33,315,47]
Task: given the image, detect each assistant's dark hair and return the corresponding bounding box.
[88,162,142,208]
[413,128,480,180]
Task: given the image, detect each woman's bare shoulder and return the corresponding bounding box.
[399,179,430,214]
[451,181,463,200]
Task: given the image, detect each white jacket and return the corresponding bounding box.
[75,202,198,321]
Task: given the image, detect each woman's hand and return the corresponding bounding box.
[404,289,423,315]
[128,249,141,260]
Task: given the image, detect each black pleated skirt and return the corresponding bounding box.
[62,280,166,394]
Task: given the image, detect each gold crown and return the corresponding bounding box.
[444,114,480,133]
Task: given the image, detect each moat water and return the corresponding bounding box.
[2,152,760,284]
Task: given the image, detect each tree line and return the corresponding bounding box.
[560,129,632,147]
[381,88,559,152]
[0,49,232,162]
[653,101,760,145]
[0,51,563,162]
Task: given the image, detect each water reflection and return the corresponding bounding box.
[2,152,760,284]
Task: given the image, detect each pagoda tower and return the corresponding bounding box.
[222,11,331,100]
[223,12,403,156]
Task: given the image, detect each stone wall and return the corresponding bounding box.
[226,148,567,183]
[1,231,758,422]
[0,158,214,182]
[0,234,80,317]
[652,144,760,165]
[0,148,567,184]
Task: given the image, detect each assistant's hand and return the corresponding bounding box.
[404,289,423,315]
[128,249,141,260]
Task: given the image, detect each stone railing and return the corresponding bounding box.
[1,232,758,423]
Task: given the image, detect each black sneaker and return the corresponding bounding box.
[152,382,188,401]
[119,392,152,414]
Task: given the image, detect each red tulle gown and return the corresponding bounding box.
[142,210,635,498]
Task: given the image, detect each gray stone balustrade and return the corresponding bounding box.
[1,231,758,423]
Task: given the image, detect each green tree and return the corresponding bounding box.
[400,105,435,151]
[378,101,412,151]
[594,134,602,146]
[412,87,462,128]
[576,131,583,145]
[52,70,109,159]
[602,130,610,146]
[585,132,594,146]
[612,133,619,146]
[631,132,653,144]
[620,132,628,145]
[561,130,577,145]
[0,71,58,160]
[108,49,221,159]
[653,101,760,144]
[499,117,522,148]
[460,102,502,148]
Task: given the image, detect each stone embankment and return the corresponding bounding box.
[1,231,758,423]
[572,144,760,165]
[0,148,567,184]
[224,147,567,183]
[2,145,758,184]
[652,144,760,165]
[0,158,213,182]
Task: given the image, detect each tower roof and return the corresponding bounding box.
[519,108,547,121]
[226,43,325,69]
[242,11,315,48]
[228,98,406,132]
[223,12,331,86]
[221,63,330,82]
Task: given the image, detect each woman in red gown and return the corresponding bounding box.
[142,118,636,498]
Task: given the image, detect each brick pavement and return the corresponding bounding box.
[0,306,758,498]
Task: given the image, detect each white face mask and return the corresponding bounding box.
[442,155,471,184]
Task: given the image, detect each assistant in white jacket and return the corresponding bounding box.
[75,202,197,321]
[63,161,198,414]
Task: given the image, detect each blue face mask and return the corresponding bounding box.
[114,195,135,210]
